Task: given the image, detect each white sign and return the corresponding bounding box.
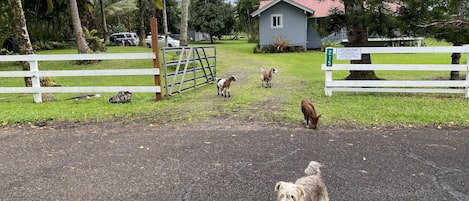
[336,48,362,60]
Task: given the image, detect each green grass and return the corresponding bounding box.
[0,39,468,127]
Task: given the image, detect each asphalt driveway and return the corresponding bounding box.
[0,121,468,201]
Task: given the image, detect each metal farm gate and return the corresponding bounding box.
[161,46,216,96]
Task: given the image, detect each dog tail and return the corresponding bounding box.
[304,161,322,176]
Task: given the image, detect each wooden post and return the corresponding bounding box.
[150,18,162,101]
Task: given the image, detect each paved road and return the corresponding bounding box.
[0,122,468,201]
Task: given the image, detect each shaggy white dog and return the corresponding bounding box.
[275,161,329,201]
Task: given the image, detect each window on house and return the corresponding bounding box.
[271,14,283,28]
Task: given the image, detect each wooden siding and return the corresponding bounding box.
[259,1,308,49]
[307,19,321,49]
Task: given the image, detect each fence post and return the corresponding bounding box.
[324,47,333,96]
[30,59,42,103]
[465,45,469,98]
[324,69,332,96]
[150,18,162,101]
[192,47,197,88]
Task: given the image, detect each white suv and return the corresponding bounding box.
[145,35,180,48]
[110,32,139,46]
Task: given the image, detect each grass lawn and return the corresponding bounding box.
[0,38,468,128]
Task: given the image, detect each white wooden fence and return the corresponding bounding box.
[322,46,469,98]
[0,53,160,103]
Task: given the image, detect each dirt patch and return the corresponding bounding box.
[3,114,465,136]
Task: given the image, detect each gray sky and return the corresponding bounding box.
[224,0,236,4]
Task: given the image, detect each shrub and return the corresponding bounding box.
[0,48,13,55]
[321,40,342,52]
[253,44,305,53]
[84,27,107,52]
[32,41,72,51]
[273,35,289,52]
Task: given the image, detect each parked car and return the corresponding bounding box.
[109,32,139,46]
[145,35,180,48]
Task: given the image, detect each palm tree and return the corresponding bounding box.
[10,0,58,102]
[69,0,90,53]
[236,0,259,42]
[106,0,138,31]
[100,0,110,44]
[9,0,34,87]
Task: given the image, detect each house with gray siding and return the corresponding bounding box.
[251,0,424,50]
[251,0,343,50]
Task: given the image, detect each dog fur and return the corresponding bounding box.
[275,161,329,201]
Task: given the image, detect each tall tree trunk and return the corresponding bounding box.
[69,0,90,54]
[10,0,56,101]
[246,10,257,42]
[10,0,34,87]
[100,0,110,45]
[138,0,145,46]
[162,0,169,47]
[126,14,132,32]
[344,1,378,80]
[180,0,190,46]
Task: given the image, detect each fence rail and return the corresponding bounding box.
[0,53,161,103]
[322,46,469,98]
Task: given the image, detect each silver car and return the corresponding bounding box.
[145,35,180,48]
[110,32,139,46]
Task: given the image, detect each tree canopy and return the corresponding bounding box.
[0,0,181,47]
[189,0,235,43]
[322,0,469,80]
[235,0,259,42]
[397,0,469,46]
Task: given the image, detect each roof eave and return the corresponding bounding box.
[250,0,315,17]
[250,0,281,17]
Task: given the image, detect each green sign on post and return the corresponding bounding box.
[326,48,333,67]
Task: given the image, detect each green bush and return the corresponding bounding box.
[32,40,71,51]
[321,40,343,52]
[0,48,13,55]
[253,44,305,53]
[84,27,107,52]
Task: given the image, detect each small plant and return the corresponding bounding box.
[0,48,13,55]
[84,27,107,52]
[273,35,290,52]
[253,44,276,53]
